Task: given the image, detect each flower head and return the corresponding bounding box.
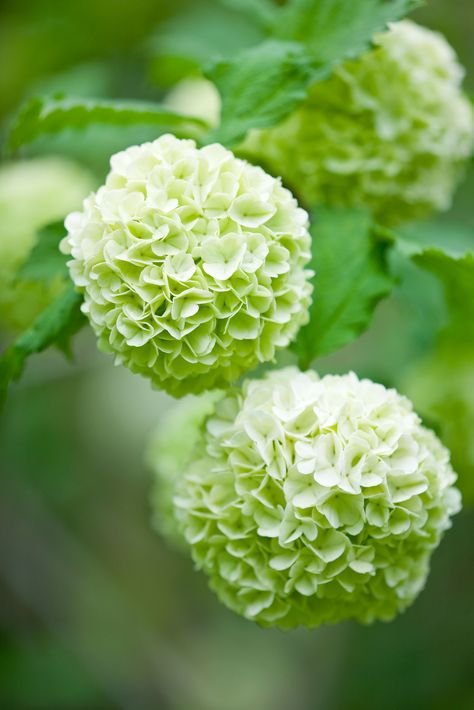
[171,367,460,628]
[242,21,474,224]
[62,135,313,396]
[0,157,95,332]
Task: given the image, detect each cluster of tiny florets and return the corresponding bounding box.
[242,20,474,224]
[171,368,460,628]
[62,134,313,396]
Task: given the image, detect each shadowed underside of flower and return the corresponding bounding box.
[169,367,460,628]
[62,135,313,396]
[148,391,222,546]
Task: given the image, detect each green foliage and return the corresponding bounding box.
[0,286,85,404]
[207,0,419,146]
[205,40,316,146]
[148,1,267,86]
[414,249,474,341]
[292,208,394,368]
[397,221,474,258]
[18,222,68,283]
[402,343,474,504]
[8,96,207,153]
[273,0,422,62]
[18,2,419,154]
[396,221,474,342]
[217,0,277,26]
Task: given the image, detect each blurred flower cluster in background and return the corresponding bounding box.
[1,1,474,708]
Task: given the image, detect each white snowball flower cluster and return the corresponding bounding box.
[242,20,474,224]
[62,135,313,396]
[172,368,460,628]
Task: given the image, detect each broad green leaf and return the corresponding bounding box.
[292,208,394,368]
[274,0,421,63]
[395,221,474,341]
[8,96,208,153]
[413,249,474,341]
[18,124,175,178]
[204,0,419,147]
[401,340,474,503]
[0,286,85,403]
[217,0,277,26]
[204,40,317,146]
[397,220,474,259]
[148,2,266,86]
[18,222,68,283]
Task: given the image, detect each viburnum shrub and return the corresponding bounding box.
[1,0,473,628]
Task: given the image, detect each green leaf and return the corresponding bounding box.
[413,250,474,338]
[205,0,419,147]
[0,286,85,404]
[292,208,394,367]
[396,220,474,259]
[148,2,266,86]
[204,40,317,146]
[8,96,208,153]
[394,221,474,344]
[18,222,68,283]
[217,0,277,26]
[274,0,421,64]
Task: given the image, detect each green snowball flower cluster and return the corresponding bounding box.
[242,20,474,224]
[62,134,313,396]
[0,157,95,332]
[169,367,460,628]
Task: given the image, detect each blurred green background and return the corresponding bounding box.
[1,1,474,708]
